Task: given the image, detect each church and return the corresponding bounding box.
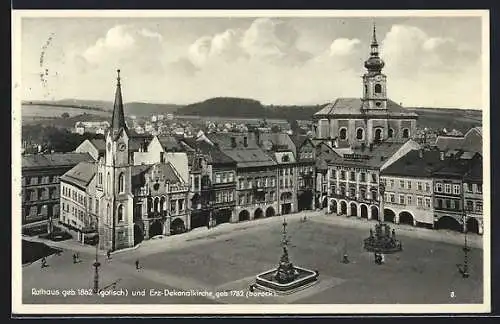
[313,25,418,147]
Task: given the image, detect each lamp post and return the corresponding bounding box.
[379,181,385,223]
[92,217,100,294]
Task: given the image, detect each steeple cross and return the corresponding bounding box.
[116,69,121,85]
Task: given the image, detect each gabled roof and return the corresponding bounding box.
[60,161,97,189]
[157,135,184,152]
[434,136,464,151]
[314,98,418,118]
[326,141,407,169]
[22,152,94,170]
[381,149,444,178]
[220,148,277,168]
[197,141,235,165]
[273,151,296,164]
[128,134,154,152]
[89,139,106,153]
[207,133,259,149]
[131,163,182,189]
[258,133,296,153]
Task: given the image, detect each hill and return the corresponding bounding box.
[182,97,268,118]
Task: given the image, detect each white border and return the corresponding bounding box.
[12,9,491,315]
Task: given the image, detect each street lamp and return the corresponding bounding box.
[92,217,100,294]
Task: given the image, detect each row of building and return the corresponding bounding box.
[20,27,484,252]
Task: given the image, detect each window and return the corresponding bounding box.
[400,180,405,189]
[339,128,347,140]
[331,169,337,179]
[417,182,422,191]
[349,188,356,198]
[407,196,412,205]
[388,128,394,138]
[453,185,460,195]
[341,171,346,180]
[107,172,111,193]
[239,179,244,189]
[450,200,455,210]
[360,189,366,199]
[371,173,378,183]
[399,195,405,204]
[215,173,221,184]
[390,194,395,203]
[179,200,184,211]
[95,200,99,214]
[402,128,410,138]
[350,172,355,181]
[466,183,473,192]
[228,172,234,182]
[170,200,176,214]
[356,128,364,140]
[407,181,412,189]
[371,190,378,201]
[360,173,366,182]
[425,183,431,193]
[445,199,451,209]
[476,202,483,212]
[476,184,482,193]
[389,179,394,188]
[435,183,443,193]
[115,204,123,222]
[374,83,382,94]
[425,198,431,208]
[417,197,423,207]
[239,195,245,205]
[98,173,103,185]
[444,184,451,194]
[437,199,443,209]
[118,173,125,193]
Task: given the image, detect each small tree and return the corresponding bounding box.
[61,112,70,119]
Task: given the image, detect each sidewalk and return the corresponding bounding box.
[311,213,483,249]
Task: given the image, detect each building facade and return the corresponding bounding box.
[312,25,418,146]
[463,155,483,234]
[295,137,316,212]
[22,152,94,235]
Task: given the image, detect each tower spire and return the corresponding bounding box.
[110,69,127,138]
[364,24,384,73]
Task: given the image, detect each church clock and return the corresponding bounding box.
[118,143,126,151]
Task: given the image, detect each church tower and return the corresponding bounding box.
[362,24,387,110]
[101,69,134,251]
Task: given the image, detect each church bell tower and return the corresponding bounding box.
[362,24,387,110]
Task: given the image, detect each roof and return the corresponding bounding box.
[381,149,444,178]
[197,141,235,165]
[131,163,182,188]
[292,135,309,148]
[258,133,296,152]
[464,157,482,182]
[89,139,106,153]
[22,152,94,170]
[157,136,184,152]
[128,134,154,152]
[327,141,406,169]
[220,148,277,168]
[60,161,97,189]
[432,158,472,178]
[434,136,464,151]
[314,98,418,118]
[273,151,296,164]
[207,133,259,150]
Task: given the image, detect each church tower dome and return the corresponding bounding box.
[364,24,385,73]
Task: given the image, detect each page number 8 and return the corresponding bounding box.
[450,291,456,298]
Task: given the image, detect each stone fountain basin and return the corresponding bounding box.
[255,265,319,293]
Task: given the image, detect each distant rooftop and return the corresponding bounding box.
[22,152,94,170]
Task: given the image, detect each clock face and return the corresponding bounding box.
[375,75,382,81]
[118,143,126,151]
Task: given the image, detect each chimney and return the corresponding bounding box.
[369,143,373,152]
[243,136,248,147]
[231,137,237,148]
[254,130,261,147]
[418,149,423,159]
[440,151,445,161]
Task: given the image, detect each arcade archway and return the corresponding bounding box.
[360,204,368,219]
[384,208,396,223]
[265,207,275,217]
[435,216,462,232]
[399,211,415,226]
[134,224,144,246]
[171,218,186,235]
[371,206,379,221]
[330,200,338,214]
[340,201,347,215]
[466,217,480,234]
[149,220,163,237]
[239,210,250,222]
[350,202,358,217]
[254,208,264,219]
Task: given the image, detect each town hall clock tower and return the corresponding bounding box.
[99,69,134,251]
[362,24,388,110]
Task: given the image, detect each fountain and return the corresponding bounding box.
[363,222,403,254]
[254,218,319,294]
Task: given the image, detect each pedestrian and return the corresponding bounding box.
[342,253,349,264]
[76,252,80,263]
[40,257,47,268]
[107,250,111,260]
[72,253,77,264]
[381,254,385,264]
[135,259,140,270]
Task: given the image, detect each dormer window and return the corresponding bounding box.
[374,83,382,94]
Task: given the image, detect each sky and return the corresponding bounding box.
[19,14,485,109]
